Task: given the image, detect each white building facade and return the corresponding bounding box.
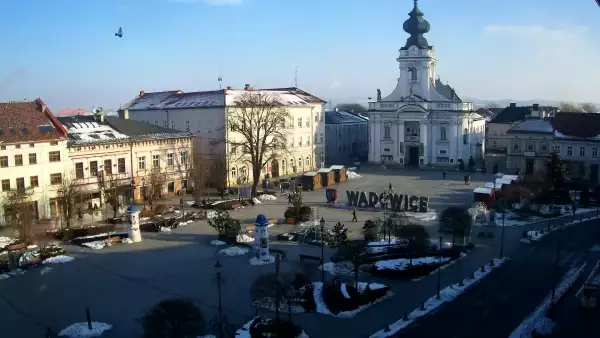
[120,87,326,187]
[367,0,485,168]
[0,99,70,224]
[325,109,369,165]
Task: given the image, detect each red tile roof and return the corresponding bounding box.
[0,98,67,144]
[549,112,600,139]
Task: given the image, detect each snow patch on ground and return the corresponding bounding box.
[0,269,26,280]
[375,256,451,271]
[219,246,249,256]
[159,226,172,232]
[249,255,276,266]
[40,266,53,275]
[58,322,112,337]
[206,210,217,219]
[177,220,194,227]
[209,240,227,246]
[252,198,262,205]
[121,238,133,244]
[82,241,105,250]
[237,234,254,243]
[340,283,351,299]
[347,171,362,179]
[320,261,355,276]
[370,258,507,338]
[43,255,74,264]
[258,194,277,201]
[19,250,40,265]
[0,236,17,249]
[313,281,392,318]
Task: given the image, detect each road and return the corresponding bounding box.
[393,218,600,338]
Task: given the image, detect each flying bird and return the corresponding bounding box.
[115,27,123,38]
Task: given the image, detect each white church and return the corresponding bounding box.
[367,0,486,168]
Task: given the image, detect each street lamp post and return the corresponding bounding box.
[500,205,506,258]
[436,236,443,299]
[551,231,561,304]
[275,254,282,329]
[320,217,325,282]
[214,260,224,338]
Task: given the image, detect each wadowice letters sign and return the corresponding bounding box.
[345,190,429,212]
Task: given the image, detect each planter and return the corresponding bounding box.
[105,237,123,245]
[21,257,42,266]
[7,243,27,252]
[286,218,296,225]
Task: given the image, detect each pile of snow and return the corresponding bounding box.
[40,266,53,275]
[206,210,218,220]
[525,230,545,241]
[250,255,276,266]
[0,236,17,250]
[121,238,134,244]
[58,322,112,338]
[220,246,250,256]
[159,226,172,232]
[82,241,106,250]
[374,256,451,271]
[320,261,355,276]
[366,239,408,253]
[237,234,254,243]
[258,194,277,201]
[370,258,506,337]
[427,238,453,250]
[210,240,227,246]
[313,281,392,318]
[185,201,196,206]
[43,255,74,264]
[19,250,40,265]
[177,220,194,227]
[0,269,26,280]
[532,317,555,336]
[347,171,362,179]
[252,198,262,205]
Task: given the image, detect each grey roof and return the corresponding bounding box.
[490,105,532,123]
[434,79,462,103]
[121,90,225,111]
[104,116,182,136]
[507,119,554,134]
[325,110,368,124]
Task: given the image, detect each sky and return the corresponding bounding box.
[1,0,599,111]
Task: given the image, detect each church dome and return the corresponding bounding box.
[401,0,430,50]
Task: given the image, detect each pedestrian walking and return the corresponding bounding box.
[351,208,358,222]
[388,183,393,191]
[442,170,447,180]
[288,194,292,205]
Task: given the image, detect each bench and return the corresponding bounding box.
[298,253,322,263]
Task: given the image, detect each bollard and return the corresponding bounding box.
[403,312,409,321]
[490,259,495,267]
[480,265,485,272]
[469,272,474,279]
[86,307,92,330]
[384,325,391,332]
[459,279,464,286]
[420,302,425,311]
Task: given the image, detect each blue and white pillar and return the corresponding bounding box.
[254,214,270,261]
[127,205,142,243]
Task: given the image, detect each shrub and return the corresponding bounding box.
[367,261,444,280]
[153,205,168,215]
[321,280,390,315]
[142,298,205,338]
[395,224,429,246]
[298,205,312,221]
[207,210,241,237]
[38,246,66,260]
[248,317,303,338]
[328,222,349,248]
[331,240,365,263]
[250,273,293,301]
[284,207,298,219]
[362,219,379,242]
[50,224,117,241]
[440,207,472,237]
[0,256,9,273]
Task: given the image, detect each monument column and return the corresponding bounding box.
[127,205,142,243]
[254,214,270,261]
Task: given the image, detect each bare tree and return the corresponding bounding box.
[3,187,35,242]
[558,101,584,112]
[56,173,81,228]
[188,142,207,204]
[580,102,597,114]
[209,155,228,193]
[227,91,290,196]
[147,169,166,202]
[98,172,125,218]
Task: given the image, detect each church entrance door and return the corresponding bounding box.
[407,146,420,167]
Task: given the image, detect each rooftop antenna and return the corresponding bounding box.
[218,68,223,90]
[294,61,298,88]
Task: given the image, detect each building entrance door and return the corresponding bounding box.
[525,159,534,175]
[590,164,598,183]
[407,146,420,167]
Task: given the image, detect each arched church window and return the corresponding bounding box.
[440,126,447,140]
[383,122,391,139]
[411,67,418,82]
[463,128,468,145]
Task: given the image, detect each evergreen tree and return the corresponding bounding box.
[546,152,572,204]
[330,222,349,248]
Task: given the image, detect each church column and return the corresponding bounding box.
[429,120,436,164]
[420,121,428,165]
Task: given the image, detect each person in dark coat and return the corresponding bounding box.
[442,170,447,180]
[351,209,358,222]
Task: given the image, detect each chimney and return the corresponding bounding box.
[124,108,129,120]
[335,107,339,112]
[226,86,232,90]
[532,103,539,110]
[139,90,145,97]
[509,102,516,108]
[244,84,250,90]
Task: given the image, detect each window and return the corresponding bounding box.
[463,128,468,145]
[298,137,302,147]
[406,127,411,133]
[171,121,176,129]
[30,176,38,187]
[15,144,20,149]
[138,156,146,170]
[230,146,237,154]
[512,142,520,152]
[118,158,126,173]
[319,133,324,143]
[181,151,188,166]
[167,153,174,167]
[29,143,34,148]
[154,121,158,126]
[553,145,560,154]
[580,147,585,157]
[28,153,36,164]
[299,157,303,168]
[90,161,98,176]
[50,173,62,185]
[314,133,318,144]
[186,121,190,132]
[50,141,58,146]
[306,156,310,167]
[440,126,447,140]
[315,114,319,122]
[104,159,112,174]
[49,151,61,162]
[291,159,295,172]
[305,119,310,127]
[527,143,535,152]
[384,122,391,139]
[567,146,573,156]
[153,155,160,169]
[16,177,25,191]
[410,67,418,81]
[541,143,548,153]
[593,148,598,157]
[231,167,236,178]
[75,162,84,179]
[13,154,22,166]
[297,118,302,127]
[163,121,168,128]
[1,180,9,191]
[439,149,447,154]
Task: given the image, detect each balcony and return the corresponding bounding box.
[485,147,507,155]
[404,135,420,142]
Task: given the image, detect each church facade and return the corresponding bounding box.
[367,0,486,168]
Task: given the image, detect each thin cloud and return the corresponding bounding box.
[168,0,243,5]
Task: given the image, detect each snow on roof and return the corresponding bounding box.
[62,120,128,143]
[317,168,332,173]
[473,187,493,195]
[303,171,318,176]
[225,89,309,106]
[495,178,512,185]
[508,119,554,134]
[502,175,519,181]
[484,182,502,189]
[330,165,345,170]
[123,90,225,110]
